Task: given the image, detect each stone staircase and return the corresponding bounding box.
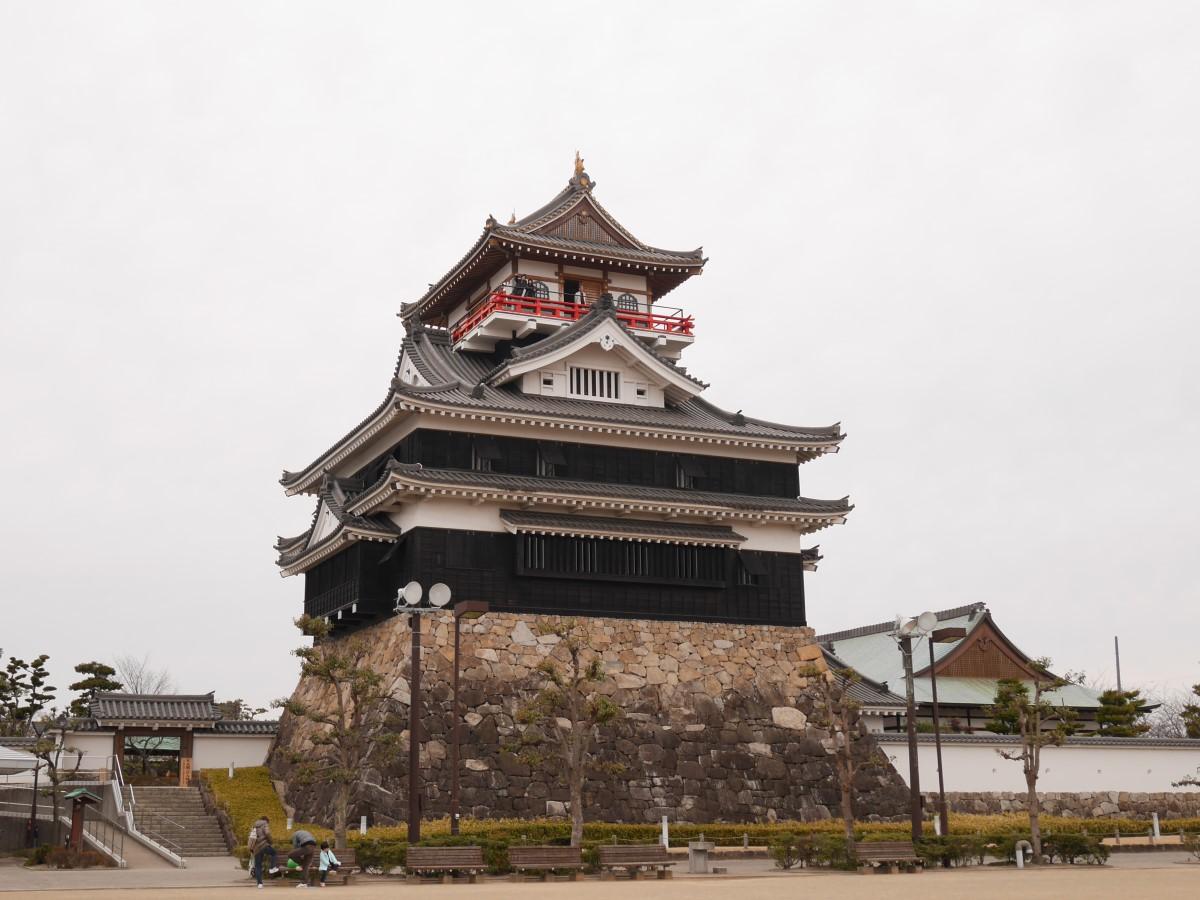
[123,786,230,858]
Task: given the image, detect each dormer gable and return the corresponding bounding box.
[307,500,341,549]
[485,298,707,407]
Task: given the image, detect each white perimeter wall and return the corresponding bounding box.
[883,739,1200,793]
[192,734,273,770]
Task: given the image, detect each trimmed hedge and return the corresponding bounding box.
[202,766,1196,870]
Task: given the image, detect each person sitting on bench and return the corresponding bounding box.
[318,842,341,886]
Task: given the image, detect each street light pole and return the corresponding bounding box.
[449,600,489,836]
[407,610,422,844]
[395,580,454,846]
[900,633,922,842]
[929,626,967,839]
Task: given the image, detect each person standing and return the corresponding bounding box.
[249,815,279,888]
[289,828,319,888]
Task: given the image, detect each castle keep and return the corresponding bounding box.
[272,159,907,825]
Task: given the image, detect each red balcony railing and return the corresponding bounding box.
[451,291,695,344]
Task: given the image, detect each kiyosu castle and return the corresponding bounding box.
[276,156,850,629]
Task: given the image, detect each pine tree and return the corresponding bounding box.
[1095,689,1150,737]
[68,661,123,718]
[0,654,55,736]
[1182,684,1200,739]
[987,663,1078,863]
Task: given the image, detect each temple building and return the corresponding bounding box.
[816,603,1123,734]
[277,156,850,627]
[270,159,909,826]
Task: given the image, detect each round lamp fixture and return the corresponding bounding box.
[402,581,423,606]
[429,583,452,608]
[916,611,938,633]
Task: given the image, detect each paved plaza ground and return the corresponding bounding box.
[1,853,1197,899]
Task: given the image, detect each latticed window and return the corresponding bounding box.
[519,534,726,585]
[569,366,620,400]
[617,292,638,311]
[530,280,549,299]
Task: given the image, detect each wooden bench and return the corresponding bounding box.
[406,846,487,883]
[264,847,358,886]
[508,846,584,881]
[319,847,359,885]
[856,841,924,874]
[597,844,676,880]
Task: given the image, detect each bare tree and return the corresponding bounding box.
[803,664,875,859]
[280,616,400,850]
[508,620,622,847]
[987,661,1078,863]
[114,654,175,695]
[1146,688,1194,738]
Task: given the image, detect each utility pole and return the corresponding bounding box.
[1114,636,1122,692]
[408,612,422,843]
[900,634,922,841]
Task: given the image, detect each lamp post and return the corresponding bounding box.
[898,632,923,841]
[893,611,938,842]
[395,580,454,844]
[929,626,967,838]
[449,600,489,836]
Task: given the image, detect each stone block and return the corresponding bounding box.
[771,707,808,730]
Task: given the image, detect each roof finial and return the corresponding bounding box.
[570,151,593,191]
[507,210,516,225]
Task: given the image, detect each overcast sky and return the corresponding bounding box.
[2,2,1198,713]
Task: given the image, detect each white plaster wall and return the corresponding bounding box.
[518,342,668,408]
[516,259,558,279]
[67,732,114,771]
[396,349,429,387]
[606,272,648,292]
[387,498,806,552]
[883,740,1200,793]
[561,265,603,279]
[192,735,273,770]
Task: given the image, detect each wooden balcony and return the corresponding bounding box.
[451,290,695,355]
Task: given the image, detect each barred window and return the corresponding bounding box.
[737,550,768,587]
[569,366,620,400]
[519,534,725,586]
[616,292,639,311]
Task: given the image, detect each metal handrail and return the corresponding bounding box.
[135,809,185,855]
[452,288,694,343]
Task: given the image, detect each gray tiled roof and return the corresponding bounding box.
[375,461,852,515]
[499,509,748,544]
[821,648,907,709]
[401,327,840,442]
[212,720,279,735]
[91,692,221,723]
[491,226,705,265]
[0,736,40,750]
[280,323,844,491]
[413,175,705,317]
[874,733,1194,748]
[813,603,987,644]
[277,476,401,566]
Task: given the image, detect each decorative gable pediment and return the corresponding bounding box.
[307,501,340,549]
[489,312,706,405]
[535,196,637,248]
[924,618,1042,680]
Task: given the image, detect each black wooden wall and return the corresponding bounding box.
[302,527,807,628]
[356,429,800,498]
